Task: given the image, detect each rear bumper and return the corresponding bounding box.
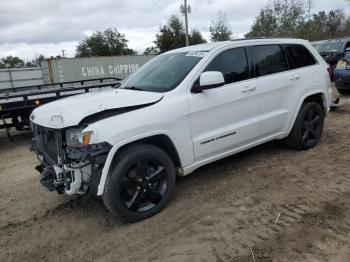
[334,70,350,90]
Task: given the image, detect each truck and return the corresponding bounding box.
[0,78,121,133]
[311,37,350,79]
[30,38,332,222]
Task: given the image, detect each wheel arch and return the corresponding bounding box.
[287,90,328,135]
[302,93,327,115]
[97,132,182,196]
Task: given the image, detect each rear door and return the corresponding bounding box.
[189,47,260,161]
[254,44,318,137]
[252,44,293,137]
[281,44,319,127]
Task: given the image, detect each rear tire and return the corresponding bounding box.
[285,102,324,150]
[103,143,176,222]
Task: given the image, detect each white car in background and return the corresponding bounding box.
[30,38,331,221]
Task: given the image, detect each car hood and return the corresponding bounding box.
[30,89,163,129]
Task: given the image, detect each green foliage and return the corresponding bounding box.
[0,56,25,68]
[155,15,207,53]
[189,29,207,45]
[34,54,46,66]
[245,0,304,38]
[209,12,233,41]
[25,61,35,67]
[143,46,160,55]
[155,15,187,53]
[76,28,136,57]
[245,0,349,41]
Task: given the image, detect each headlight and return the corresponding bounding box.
[66,129,93,147]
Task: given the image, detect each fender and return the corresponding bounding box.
[97,130,179,195]
[285,89,330,136]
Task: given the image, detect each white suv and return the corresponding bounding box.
[30,38,332,221]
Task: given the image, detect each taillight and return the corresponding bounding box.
[327,67,332,79]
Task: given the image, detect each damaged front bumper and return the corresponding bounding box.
[30,125,111,196]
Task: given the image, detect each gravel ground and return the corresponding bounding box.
[0,92,349,262]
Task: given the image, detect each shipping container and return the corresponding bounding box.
[41,55,156,83]
[0,67,45,90]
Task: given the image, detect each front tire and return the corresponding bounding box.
[103,143,176,222]
[285,102,324,150]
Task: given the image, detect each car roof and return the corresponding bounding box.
[311,37,350,45]
[167,38,309,53]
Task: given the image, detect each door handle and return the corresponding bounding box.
[242,86,256,93]
[289,75,300,81]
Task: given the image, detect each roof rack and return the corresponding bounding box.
[230,37,302,42]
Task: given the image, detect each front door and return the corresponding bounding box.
[189,47,260,161]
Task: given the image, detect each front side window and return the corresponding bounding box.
[121,52,206,93]
[282,44,317,69]
[253,45,289,77]
[205,48,249,84]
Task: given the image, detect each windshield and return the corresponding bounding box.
[317,42,344,53]
[312,44,321,51]
[120,51,207,92]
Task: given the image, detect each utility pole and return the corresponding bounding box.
[180,0,191,46]
[306,0,314,40]
[61,49,65,58]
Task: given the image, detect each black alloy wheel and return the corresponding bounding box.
[103,143,176,222]
[121,159,167,212]
[300,107,322,147]
[285,101,324,150]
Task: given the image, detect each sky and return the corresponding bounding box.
[0,0,349,61]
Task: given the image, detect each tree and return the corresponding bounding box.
[305,0,314,21]
[301,9,346,41]
[155,15,187,53]
[34,54,46,66]
[76,28,136,57]
[246,0,350,41]
[189,29,207,45]
[1,56,25,68]
[209,12,233,41]
[245,0,305,38]
[326,9,344,38]
[143,46,160,55]
[0,61,5,69]
[245,7,277,38]
[341,16,350,37]
[154,15,207,53]
[25,61,35,67]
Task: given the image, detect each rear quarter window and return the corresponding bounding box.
[282,44,317,69]
[252,45,289,77]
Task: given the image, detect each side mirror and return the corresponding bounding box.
[192,71,225,93]
[345,47,350,53]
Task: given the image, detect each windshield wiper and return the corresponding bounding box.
[123,86,145,91]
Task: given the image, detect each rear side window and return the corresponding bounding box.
[252,45,289,77]
[282,44,317,69]
[205,48,249,84]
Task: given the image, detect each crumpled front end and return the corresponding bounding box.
[30,124,111,195]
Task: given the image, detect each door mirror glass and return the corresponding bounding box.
[192,71,225,93]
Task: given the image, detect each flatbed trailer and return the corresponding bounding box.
[0,78,121,131]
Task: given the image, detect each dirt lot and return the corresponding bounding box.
[1,96,350,262]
